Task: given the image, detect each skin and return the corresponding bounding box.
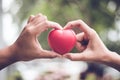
[0,13,62,70]
[0,14,120,71]
[63,20,120,71]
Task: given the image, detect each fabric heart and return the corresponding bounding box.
[48,29,76,55]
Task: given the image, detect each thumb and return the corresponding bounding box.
[47,21,63,30]
[63,53,85,61]
[40,50,62,58]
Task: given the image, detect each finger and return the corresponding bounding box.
[27,15,35,23]
[37,21,62,32]
[32,21,62,36]
[40,50,62,58]
[32,15,47,25]
[76,42,86,52]
[48,21,63,29]
[35,13,43,18]
[76,32,89,46]
[76,32,84,41]
[33,16,47,26]
[31,13,42,22]
[63,53,85,61]
[64,20,91,35]
[75,33,85,51]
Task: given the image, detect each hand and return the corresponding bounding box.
[63,20,111,62]
[10,13,62,61]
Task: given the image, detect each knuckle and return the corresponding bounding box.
[54,22,60,27]
[43,15,47,20]
[90,28,97,36]
[68,21,72,25]
[77,19,84,26]
[77,19,83,23]
[40,16,47,21]
[30,15,34,17]
[44,20,49,27]
[67,21,73,27]
[38,13,42,16]
[68,20,83,27]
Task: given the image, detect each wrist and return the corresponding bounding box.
[0,44,18,70]
[101,50,114,63]
[96,49,111,64]
[107,51,120,64]
[101,50,120,71]
[8,43,19,63]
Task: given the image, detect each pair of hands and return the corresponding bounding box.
[11,13,110,63]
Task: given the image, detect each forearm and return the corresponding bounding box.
[102,51,120,71]
[0,45,16,70]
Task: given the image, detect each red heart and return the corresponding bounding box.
[48,29,76,55]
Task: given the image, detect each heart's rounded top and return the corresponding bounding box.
[48,29,76,55]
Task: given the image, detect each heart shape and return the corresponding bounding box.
[48,29,76,55]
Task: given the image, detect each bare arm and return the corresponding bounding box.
[0,13,62,70]
[0,46,16,70]
[103,51,120,71]
[63,20,120,71]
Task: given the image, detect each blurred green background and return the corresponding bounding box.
[0,0,120,80]
[8,0,120,53]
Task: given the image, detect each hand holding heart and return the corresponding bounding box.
[48,19,110,64]
[63,20,110,62]
[11,13,63,61]
[13,13,109,62]
[1,13,120,71]
[62,20,120,72]
[12,13,91,61]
